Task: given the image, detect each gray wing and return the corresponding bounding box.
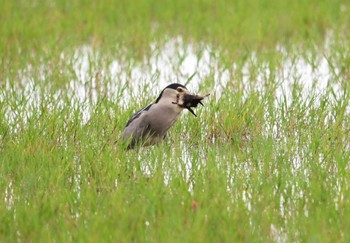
[123,104,153,148]
[125,104,153,128]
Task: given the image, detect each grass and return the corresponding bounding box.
[1,0,350,242]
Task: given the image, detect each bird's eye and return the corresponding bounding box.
[177,87,184,93]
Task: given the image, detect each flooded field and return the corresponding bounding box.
[3,34,347,124]
[1,0,350,242]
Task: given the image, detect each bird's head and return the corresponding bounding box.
[155,83,209,116]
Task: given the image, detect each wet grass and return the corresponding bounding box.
[1,0,350,242]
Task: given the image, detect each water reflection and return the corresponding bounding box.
[3,37,343,128]
[4,180,14,210]
[2,37,347,240]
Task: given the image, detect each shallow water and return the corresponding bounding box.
[70,37,340,106]
[2,37,348,236]
[3,36,344,124]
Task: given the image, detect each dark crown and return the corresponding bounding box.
[155,83,188,103]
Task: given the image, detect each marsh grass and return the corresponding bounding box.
[1,0,350,242]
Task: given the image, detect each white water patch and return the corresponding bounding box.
[270,224,287,243]
[2,69,41,131]
[107,37,229,104]
[238,48,338,107]
[64,37,225,107]
[2,36,344,129]
[66,155,82,219]
[276,51,335,106]
[58,36,345,122]
[4,180,15,210]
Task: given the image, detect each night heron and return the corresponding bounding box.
[123,83,209,149]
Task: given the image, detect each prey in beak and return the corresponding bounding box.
[183,93,210,116]
[173,90,210,117]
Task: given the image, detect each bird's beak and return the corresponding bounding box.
[182,92,210,117]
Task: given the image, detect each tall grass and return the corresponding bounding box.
[1,0,350,242]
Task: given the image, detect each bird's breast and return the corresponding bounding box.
[146,104,182,136]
